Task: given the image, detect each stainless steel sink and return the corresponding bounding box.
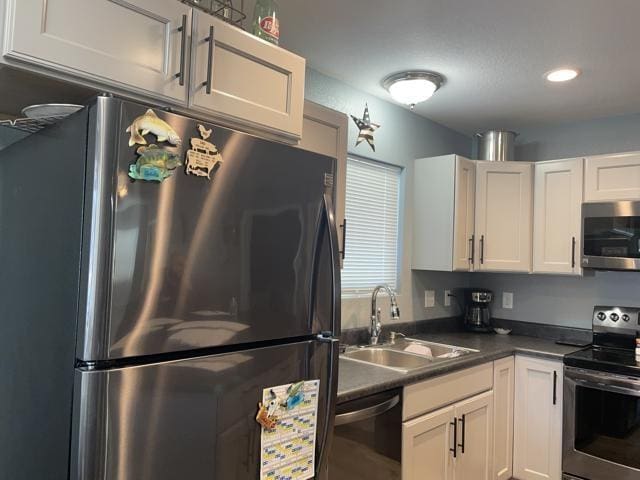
[342,348,433,372]
[341,338,478,373]
[390,338,478,359]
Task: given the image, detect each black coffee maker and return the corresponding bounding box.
[463,289,493,332]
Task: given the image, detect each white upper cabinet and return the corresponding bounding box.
[297,101,348,267]
[584,152,640,201]
[453,157,477,271]
[533,158,584,275]
[513,356,563,480]
[413,155,475,272]
[189,10,305,140]
[475,161,533,272]
[3,0,191,103]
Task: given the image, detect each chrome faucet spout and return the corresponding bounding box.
[370,285,401,345]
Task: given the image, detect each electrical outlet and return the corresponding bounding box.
[444,290,451,307]
[503,292,514,309]
[425,290,435,308]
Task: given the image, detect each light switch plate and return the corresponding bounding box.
[444,290,451,307]
[503,292,514,309]
[425,290,435,308]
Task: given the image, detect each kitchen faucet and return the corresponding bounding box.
[370,285,401,345]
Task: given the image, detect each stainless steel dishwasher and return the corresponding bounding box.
[328,389,402,479]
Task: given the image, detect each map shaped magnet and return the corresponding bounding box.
[185,124,223,180]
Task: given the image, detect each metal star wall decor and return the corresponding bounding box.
[351,103,380,152]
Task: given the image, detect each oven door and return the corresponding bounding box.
[564,366,640,480]
[582,201,640,271]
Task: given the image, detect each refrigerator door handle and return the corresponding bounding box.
[314,336,339,479]
[322,193,342,336]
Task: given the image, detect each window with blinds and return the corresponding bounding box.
[342,157,402,296]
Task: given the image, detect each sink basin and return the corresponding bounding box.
[390,338,478,359]
[341,339,478,373]
[342,348,433,372]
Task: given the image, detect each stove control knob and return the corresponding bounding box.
[622,314,630,322]
[597,312,606,321]
[610,313,619,322]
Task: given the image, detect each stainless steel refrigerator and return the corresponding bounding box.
[0,96,340,480]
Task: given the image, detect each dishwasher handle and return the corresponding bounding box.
[334,394,400,426]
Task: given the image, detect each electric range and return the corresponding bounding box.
[563,306,640,480]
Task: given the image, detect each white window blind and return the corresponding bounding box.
[342,157,401,295]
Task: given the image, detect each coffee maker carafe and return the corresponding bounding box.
[464,289,493,332]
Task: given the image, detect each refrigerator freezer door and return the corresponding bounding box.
[78,100,338,361]
[71,339,338,480]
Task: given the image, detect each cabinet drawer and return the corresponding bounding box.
[403,363,493,421]
[4,0,190,103]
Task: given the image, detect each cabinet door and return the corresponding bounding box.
[4,0,190,103]
[513,356,563,480]
[452,157,476,271]
[190,11,305,140]
[493,357,515,480]
[475,162,533,272]
[453,391,494,480]
[533,159,583,275]
[403,405,455,480]
[298,101,348,268]
[584,152,640,201]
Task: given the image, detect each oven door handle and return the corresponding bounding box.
[334,395,400,426]
[566,367,640,398]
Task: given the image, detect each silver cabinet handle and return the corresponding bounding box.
[571,236,576,269]
[553,370,557,405]
[175,14,187,86]
[334,395,399,426]
[203,25,215,94]
[468,234,475,264]
[458,414,466,453]
[480,235,485,264]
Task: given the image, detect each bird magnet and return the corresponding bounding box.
[128,145,181,182]
[126,109,182,147]
[185,124,223,180]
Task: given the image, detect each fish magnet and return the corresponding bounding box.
[185,124,223,180]
[126,109,182,147]
[128,145,181,182]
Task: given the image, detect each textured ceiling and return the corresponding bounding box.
[257,0,640,134]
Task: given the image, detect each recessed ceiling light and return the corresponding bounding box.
[383,71,444,109]
[545,68,581,83]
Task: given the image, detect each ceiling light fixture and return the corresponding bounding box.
[545,68,581,83]
[383,71,444,110]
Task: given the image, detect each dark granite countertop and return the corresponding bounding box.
[337,331,585,403]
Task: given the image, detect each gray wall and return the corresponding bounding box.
[304,68,472,330]
[478,112,640,329]
[515,112,640,161]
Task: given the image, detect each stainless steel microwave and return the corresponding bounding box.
[582,201,640,271]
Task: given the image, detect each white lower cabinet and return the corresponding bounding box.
[402,363,494,480]
[403,404,456,480]
[513,356,563,480]
[493,356,515,480]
